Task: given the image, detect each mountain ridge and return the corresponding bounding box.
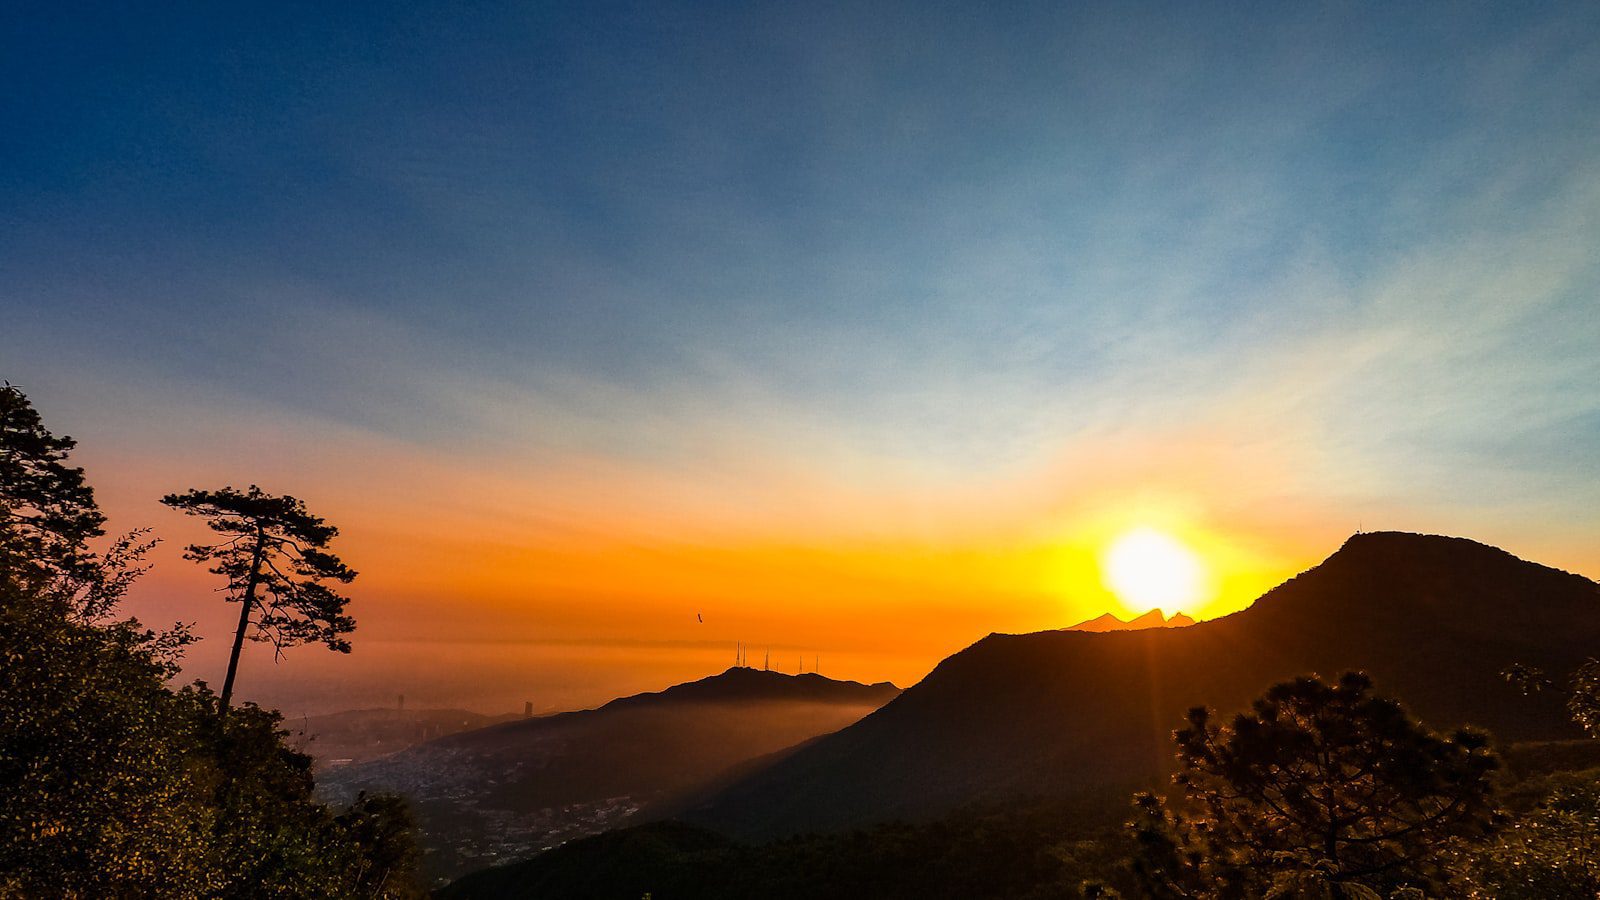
[683,532,1600,840]
[322,666,899,879]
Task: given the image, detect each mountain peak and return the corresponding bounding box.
[600,665,899,710]
[1245,530,1598,632]
[1328,531,1575,572]
[685,532,1600,840]
[1066,608,1195,632]
[327,665,900,879]
[1125,609,1168,628]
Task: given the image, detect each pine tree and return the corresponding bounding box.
[0,382,129,615]
[1131,672,1500,899]
[2,385,422,896]
[162,486,357,710]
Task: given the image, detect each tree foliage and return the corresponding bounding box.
[193,691,428,898]
[0,383,164,623]
[1486,657,1600,897]
[1131,672,1501,899]
[1456,771,1600,899]
[1571,660,1600,738]
[0,384,424,897]
[1505,658,1600,739]
[1,592,427,897]
[0,577,215,896]
[0,383,103,592]
[162,485,356,708]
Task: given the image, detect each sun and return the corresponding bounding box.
[1101,527,1205,617]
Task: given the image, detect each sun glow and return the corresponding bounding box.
[1101,527,1206,617]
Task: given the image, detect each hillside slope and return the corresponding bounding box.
[685,532,1600,839]
[321,667,897,879]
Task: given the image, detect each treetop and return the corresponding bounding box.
[161,485,339,546]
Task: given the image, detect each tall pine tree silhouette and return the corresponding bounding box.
[0,383,106,601]
[162,485,356,710]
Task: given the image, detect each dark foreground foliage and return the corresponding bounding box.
[442,680,1600,900]
[1456,767,1600,899]
[1,576,427,897]
[1131,672,1500,898]
[440,796,1141,900]
[0,383,426,897]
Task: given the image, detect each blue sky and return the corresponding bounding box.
[4,2,1599,709]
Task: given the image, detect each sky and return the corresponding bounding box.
[4,2,1599,715]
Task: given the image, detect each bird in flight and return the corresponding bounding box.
[697,613,703,623]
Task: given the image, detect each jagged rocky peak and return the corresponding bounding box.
[1066,608,1195,632]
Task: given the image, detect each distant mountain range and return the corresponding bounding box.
[1067,608,1195,631]
[289,708,520,768]
[681,532,1600,840]
[320,667,898,880]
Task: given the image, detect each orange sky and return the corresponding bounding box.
[77,402,1600,717]
[8,1,1600,719]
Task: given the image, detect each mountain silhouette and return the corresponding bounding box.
[1068,608,1194,631]
[684,532,1600,840]
[321,666,897,879]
